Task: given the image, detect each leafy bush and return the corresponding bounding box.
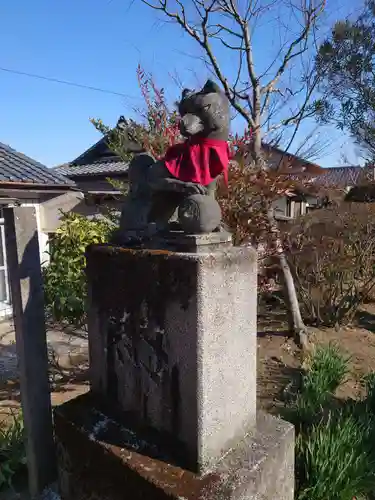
[0,413,26,490]
[285,203,375,326]
[43,212,112,326]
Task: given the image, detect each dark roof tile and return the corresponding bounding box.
[0,143,74,186]
[54,160,129,177]
[314,166,368,187]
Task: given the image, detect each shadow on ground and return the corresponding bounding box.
[356,309,375,333]
[45,319,88,340]
[257,357,302,413]
[0,363,89,407]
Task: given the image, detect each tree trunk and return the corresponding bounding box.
[267,207,309,349]
[252,86,263,166]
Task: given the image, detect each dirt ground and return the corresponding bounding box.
[257,299,375,413]
[0,321,89,426]
[0,379,89,425]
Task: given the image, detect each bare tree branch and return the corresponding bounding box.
[141,0,325,164]
[293,126,335,162]
[261,1,325,97]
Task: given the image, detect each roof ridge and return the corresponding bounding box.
[54,159,128,178]
[72,136,107,164]
[323,165,362,170]
[70,155,123,167]
[0,143,75,186]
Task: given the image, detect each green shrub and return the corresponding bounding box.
[0,413,26,490]
[43,212,112,326]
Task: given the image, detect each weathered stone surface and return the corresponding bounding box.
[55,393,294,500]
[117,80,230,237]
[86,244,257,472]
[153,229,233,252]
[177,194,222,234]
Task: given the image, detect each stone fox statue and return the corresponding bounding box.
[118,79,231,237]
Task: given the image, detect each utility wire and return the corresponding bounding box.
[0,66,135,99]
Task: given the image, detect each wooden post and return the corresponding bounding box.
[4,207,56,497]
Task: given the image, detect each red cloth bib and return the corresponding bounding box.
[163,137,229,186]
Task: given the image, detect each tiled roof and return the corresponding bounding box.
[262,143,323,173]
[0,143,74,186]
[54,160,129,178]
[269,166,375,203]
[314,166,367,187]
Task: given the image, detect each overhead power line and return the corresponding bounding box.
[0,66,135,99]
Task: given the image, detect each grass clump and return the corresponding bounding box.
[0,412,26,490]
[286,343,349,428]
[286,343,375,500]
[296,411,375,500]
[306,343,349,394]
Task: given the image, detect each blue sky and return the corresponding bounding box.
[0,0,362,168]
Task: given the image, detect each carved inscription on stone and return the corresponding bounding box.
[107,302,169,383]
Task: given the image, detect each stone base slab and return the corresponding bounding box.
[112,228,233,252]
[153,230,233,252]
[54,393,294,500]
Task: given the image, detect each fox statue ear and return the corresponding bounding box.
[181,88,192,99]
[202,79,221,94]
[116,115,127,129]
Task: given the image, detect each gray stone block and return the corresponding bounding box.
[54,393,294,500]
[153,229,233,252]
[86,243,257,472]
[214,411,295,500]
[177,194,222,234]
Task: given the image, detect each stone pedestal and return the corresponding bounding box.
[86,240,257,472]
[54,234,294,499]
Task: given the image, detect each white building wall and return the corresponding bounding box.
[0,209,11,320]
[0,201,50,320]
[18,201,50,267]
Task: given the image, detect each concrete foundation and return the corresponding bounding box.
[55,393,294,500]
